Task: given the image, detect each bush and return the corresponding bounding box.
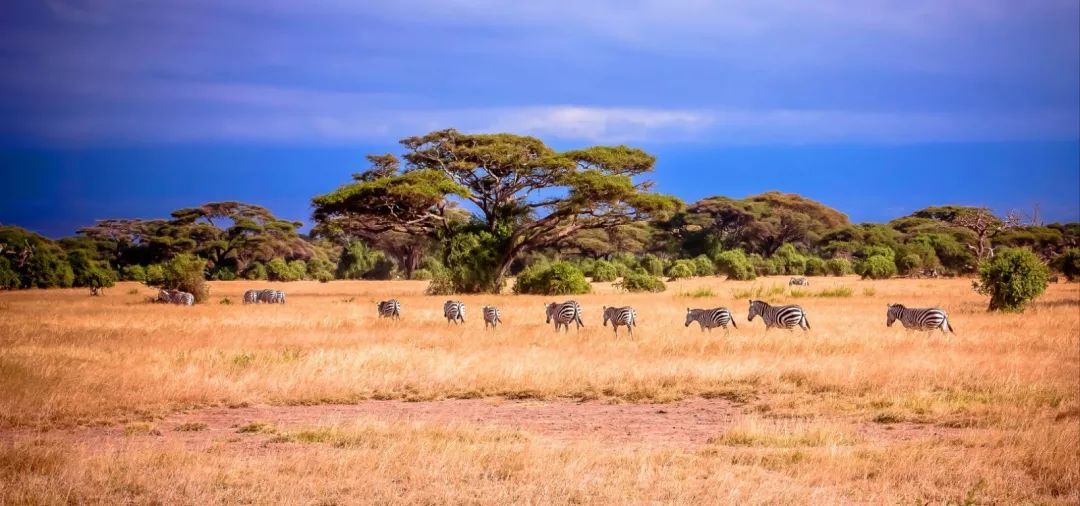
[804,257,826,276]
[210,266,237,281]
[715,250,756,280]
[410,268,434,281]
[244,262,267,280]
[145,264,166,285]
[974,248,1050,312]
[312,270,334,283]
[425,266,457,296]
[1053,248,1080,281]
[67,250,117,292]
[825,258,852,276]
[773,243,807,275]
[337,242,392,280]
[639,254,665,277]
[666,260,695,280]
[591,260,619,282]
[121,264,147,282]
[896,253,923,275]
[512,261,591,295]
[151,254,209,303]
[615,270,666,293]
[692,255,716,276]
[0,256,20,289]
[267,257,304,282]
[858,255,897,280]
[437,231,502,293]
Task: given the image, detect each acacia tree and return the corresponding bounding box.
[953,207,1020,261]
[169,202,312,274]
[312,129,682,292]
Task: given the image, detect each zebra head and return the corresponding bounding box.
[886,303,904,327]
[684,308,697,327]
[545,303,555,323]
[602,306,608,326]
[747,299,763,322]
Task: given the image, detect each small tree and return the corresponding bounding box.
[0,256,19,289]
[715,250,756,280]
[615,270,666,292]
[1053,248,1080,281]
[804,257,826,276]
[691,255,716,276]
[151,254,209,302]
[591,260,619,282]
[973,248,1050,312]
[667,260,695,280]
[825,258,852,276]
[512,261,591,295]
[859,255,897,280]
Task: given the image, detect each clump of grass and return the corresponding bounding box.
[219,297,232,305]
[231,353,255,367]
[708,421,854,448]
[678,288,716,298]
[341,297,355,303]
[862,287,877,297]
[123,422,161,436]
[789,289,810,298]
[872,412,903,424]
[731,284,785,299]
[126,288,139,295]
[236,422,275,434]
[815,287,853,298]
[174,422,208,432]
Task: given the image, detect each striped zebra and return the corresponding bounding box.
[789,277,809,286]
[377,299,401,320]
[602,306,636,337]
[482,306,502,329]
[443,300,465,324]
[156,289,194,306]
[747,300,809,331]
[886,304,955,334]
[684,307,737,332]
[545,301,583,332]
[243,289,259,305]
[257,289,286,304]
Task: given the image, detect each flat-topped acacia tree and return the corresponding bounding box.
[311,129,682,292]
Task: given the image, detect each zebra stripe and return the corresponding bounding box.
[443,300,466,324]
[377,299,401,320]
[157,289,194,306]
[243,289,259,305]
[545,301,583,332]
[602,306,636,337]
[685,307,737,331]
[255,289,285,304]
[886,304,954,334]
[789,277,809,286]
[747,300,809,331]
[482,306,502,329]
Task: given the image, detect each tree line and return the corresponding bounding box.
[2,129,1078,299]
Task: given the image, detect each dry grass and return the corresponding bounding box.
[0,277,1077,503]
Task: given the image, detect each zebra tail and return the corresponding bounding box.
[731,318,738,329]
[945,317,955,334]
[803,315,811,330]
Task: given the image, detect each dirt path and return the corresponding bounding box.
[1,398,965,450]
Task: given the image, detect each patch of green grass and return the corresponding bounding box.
[872,412,903,424]
[174,422,208,432]
[123,422,161,436]
[236,422,275,434]
[731,284,785,300]
[678,288,716,298]
[815,287,853,297]
[862,287,877,297]
[219,297,232,305]
[789,289,810,298]
[126,288,139,295]
[231,353,255,367]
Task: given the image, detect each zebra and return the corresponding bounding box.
[602,306,636,337]
[377,299,401,320]
[482,306,502,329]
[886,304,955,334]
[443,300,466,324]
[789,277,809,286]
[157,289,194,306]
[545,301,583,332]
[684,307,737,332]
[243,289,259,305]
[256,289,285,304]
[747,300,809,331]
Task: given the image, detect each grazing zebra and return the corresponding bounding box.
[482,306,502,329]
[602,306,637,337]
[545,301,583,332]
[243,289,259,305]
[443,300,466,324]
[256,289,286,304]
[789,276,809,286]
[377,299,401,320]
[886,304,955,334]
[684,307,737,332]
[157,289,194,306]
[747,300,809,331]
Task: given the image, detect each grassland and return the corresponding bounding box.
[0,277,1076,504]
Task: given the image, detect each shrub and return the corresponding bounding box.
[678,287,715,298]
[244,262,267,280]
[411,268,434,281]
[210,266,237,281]
[858,255,897,280]
[804,257,826,276]
[825,258,852,276]
[288,260,308,279]
[692,255,716,276]
[312,270,334,283]
[267,257,303,282]
[151,254,209,302]
[437,231,502,293]
[0,256,19,290]
[512,261,591,295]
[715,250,756,280]
[425,266,457,296]
[815,287,853,297]
[591,260,619,282]
[666,260,695,280]
[615,270,666,293]
[121,264,147,282]
[639,254,666,277]
[1053,248,1080,281]
[144,264,166,285]
[67,249,117,292]
[337,242,388,280]
[973,248,1050,312]
[773,244,807,275]
[896,253,923,275]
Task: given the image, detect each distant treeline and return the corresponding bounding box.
[1,129,1078,293]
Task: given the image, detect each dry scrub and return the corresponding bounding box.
[0,277,1077,503]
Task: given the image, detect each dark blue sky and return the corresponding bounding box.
[1,1,1077,237]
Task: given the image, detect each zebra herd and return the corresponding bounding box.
[155,290,956,336]
[369,298,955,335]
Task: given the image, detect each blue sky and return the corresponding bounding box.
[1,0,1077,237]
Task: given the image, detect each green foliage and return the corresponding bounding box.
[678,287,715,298]
[666,260,695,280]
[305,255,335,283]
[814,286,853,297]
[825,258,853,276]
[512,261,591,295]
[151,254,209,302]
[896,253,923,275]
[974,248,1050,312]
[0,226,74,288]
[772,243,807,275]
[67,249,117,291]
[1053,248,1080,281]
[615,270,666,293]
[144,264,166,285]
[121,264,147,282]
[858,255,897,280]
[0,256,19,289]
[410,268,434,281]
[715,250,756,280]
[440,230,502,293]
[691,255,715,276]
[804,257,826,276]
[639,254,665,276]
[244,262,267,280]
[590,260,619,282]
[267,257,305,282]
[337,242,387,280]
[211,266,237,281]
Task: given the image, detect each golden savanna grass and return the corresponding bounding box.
[1,277,1077,504]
